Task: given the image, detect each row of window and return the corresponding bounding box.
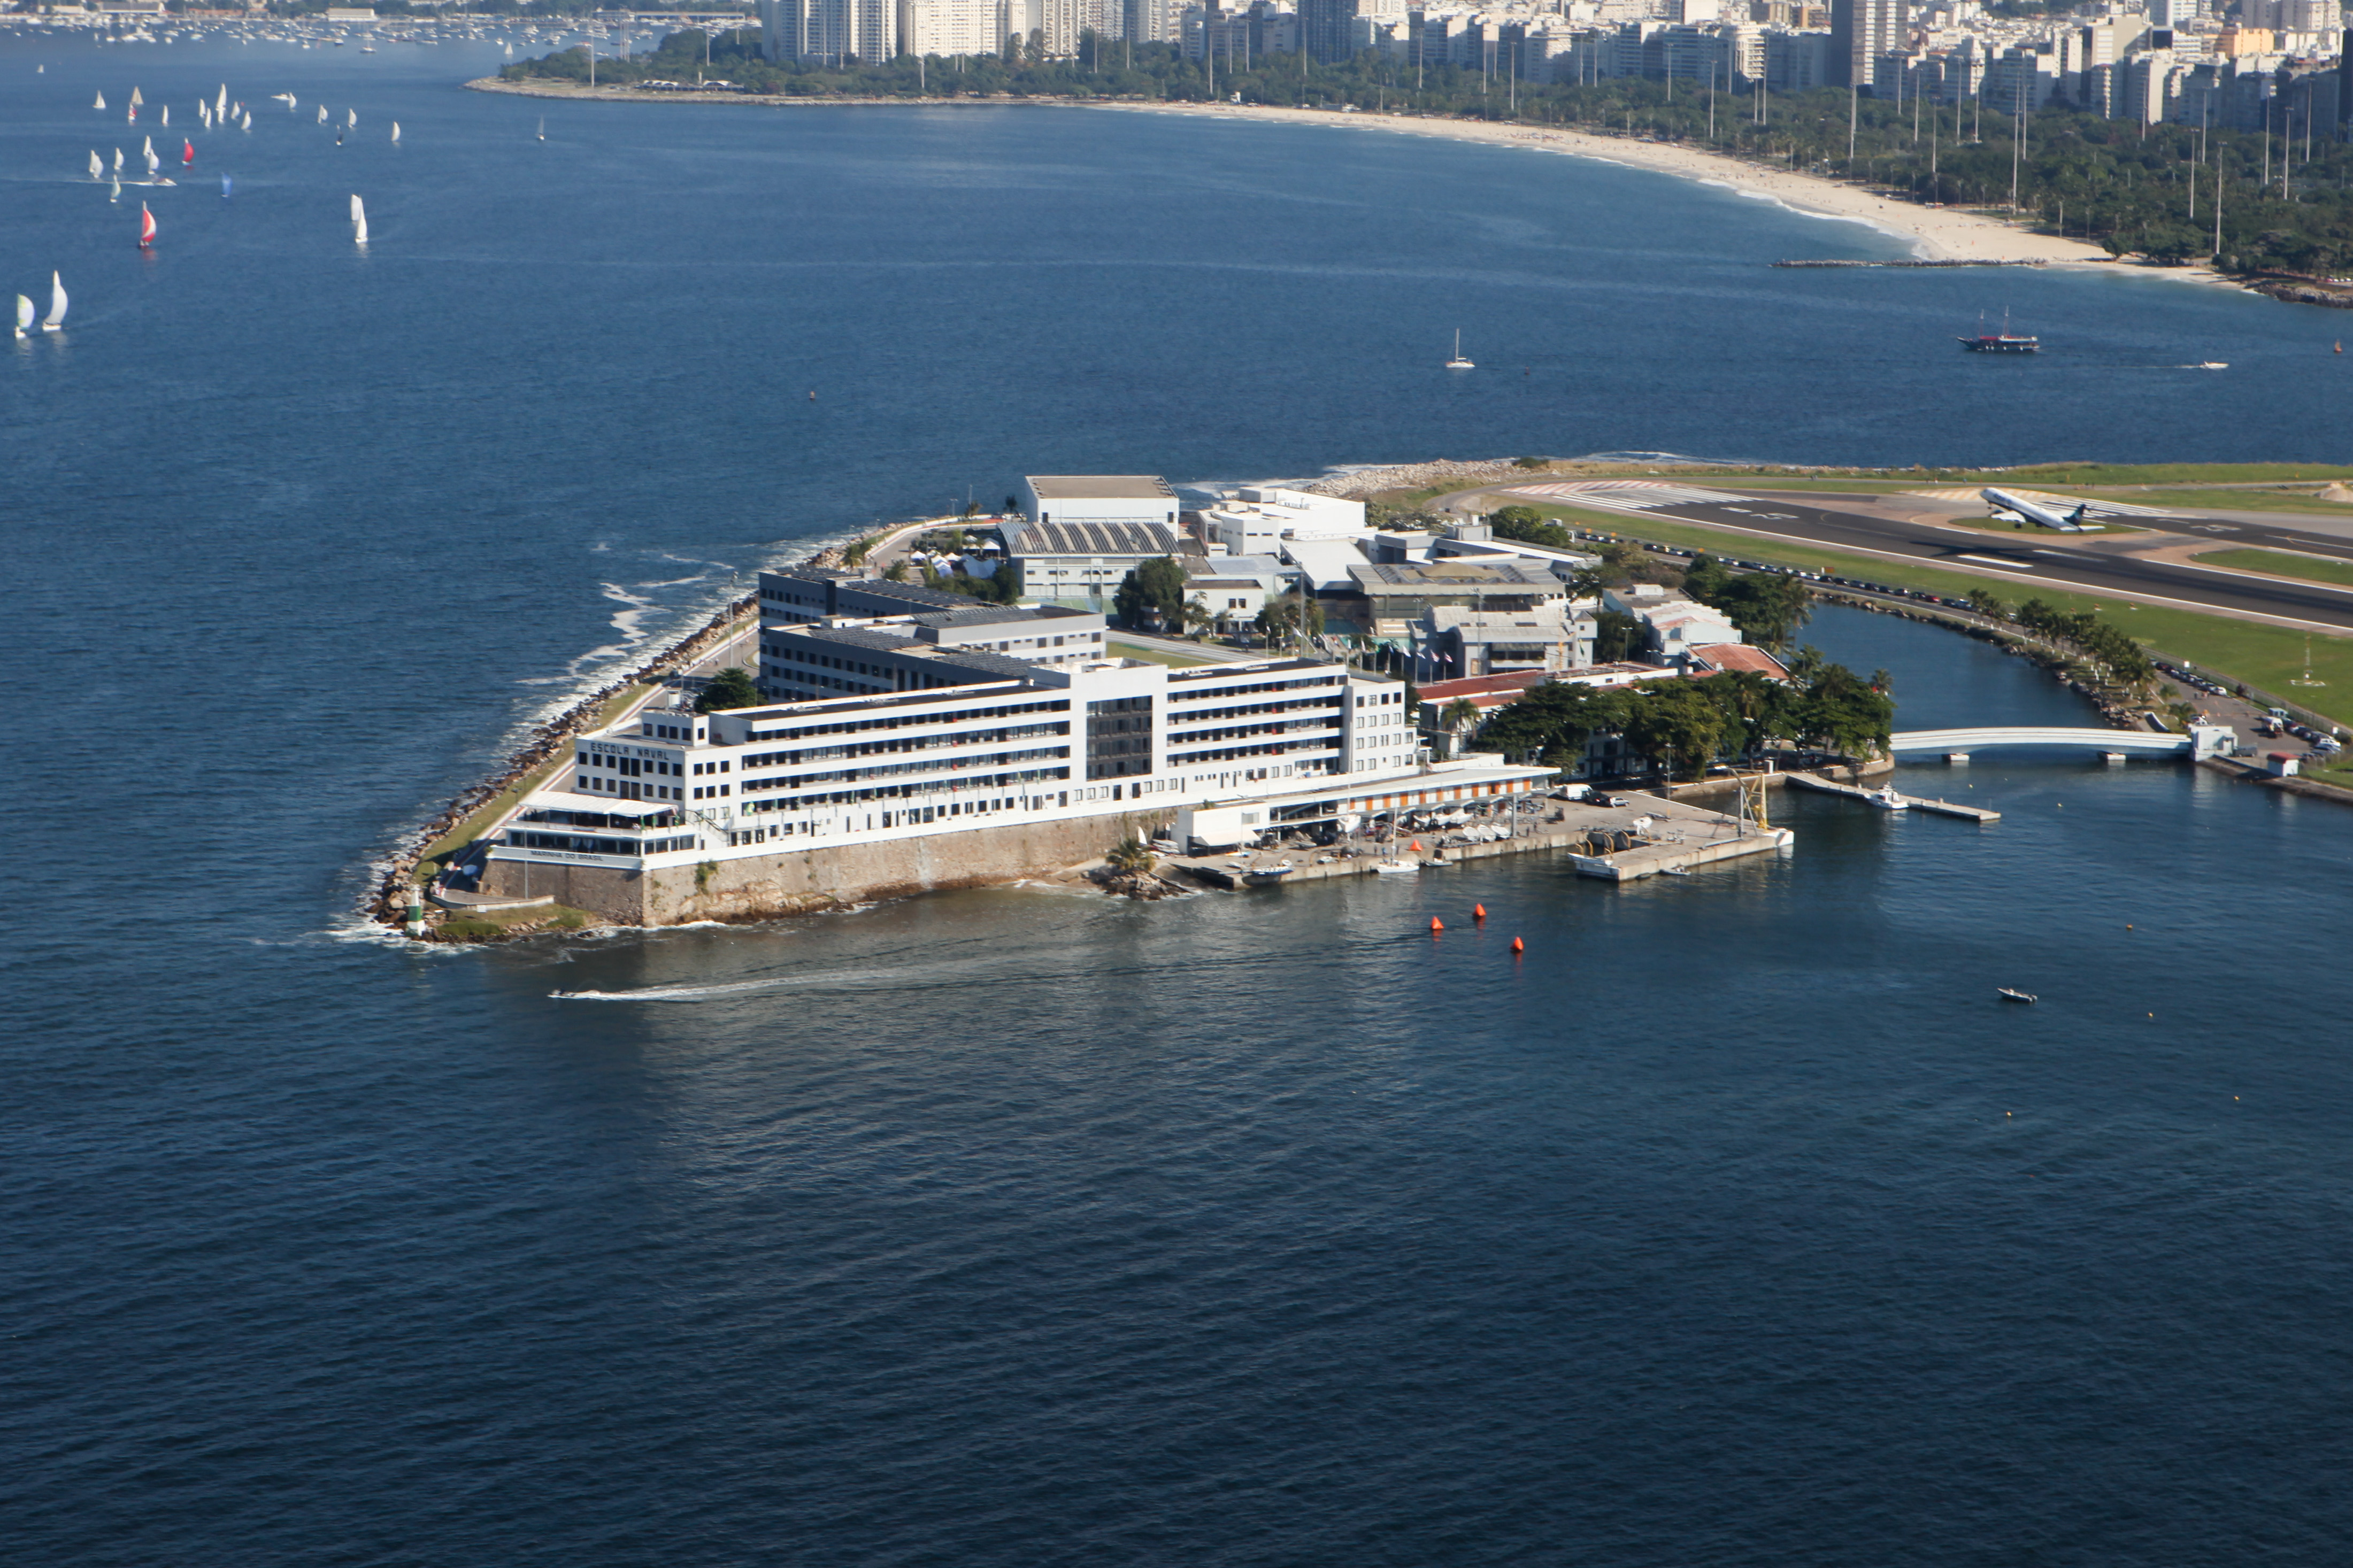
[583,752,678,778]
[1170,697,1341,728]
[741,766,1072,816]
[743,722,1068,773]
[579,775,678,801]
[1167,675,1339,704]
[741,747,1070,796]
[1179,720,1336,747]
[510,831,697,857]
[1173,740,1330,766]
[745,699,1071,745]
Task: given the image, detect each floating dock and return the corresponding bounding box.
[1786,771,2001,822]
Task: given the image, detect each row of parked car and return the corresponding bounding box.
[2154,661,2343,753]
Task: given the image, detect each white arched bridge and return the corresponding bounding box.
[1887,723,2233,759]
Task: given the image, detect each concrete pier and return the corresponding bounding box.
[1786,771,2001,822]
[1164,792,1793,889]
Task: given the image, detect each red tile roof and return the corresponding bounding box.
[1685,644,1790,679]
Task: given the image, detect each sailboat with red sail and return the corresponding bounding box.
[138,202,156,249]
[181,138,195,167]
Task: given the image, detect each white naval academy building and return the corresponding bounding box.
[486,593,1550,883]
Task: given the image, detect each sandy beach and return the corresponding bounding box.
[470,78,2231,281]
[1086,99,2122,268]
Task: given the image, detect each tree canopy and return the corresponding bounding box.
[1488,504,1580,552]
[696,666,762,713]
[1113,556,1189,629]
[1681,554,1815,653]
[1478,654,1893,779]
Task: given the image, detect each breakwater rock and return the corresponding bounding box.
[368,590,758,930]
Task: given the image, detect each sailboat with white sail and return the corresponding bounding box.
[536,116,545,141]
[216,84,228,119]
[350,194,368,245]
[160,104,170,126]
[113,147,124,173]
[110,172,121,203]
[43,272,68,331]
[89,150,102,179]
[94,91,107,110]
[317,104,327,123]
[1445,328,1474,370]
[346,108,357,129]
[390,121,400,143]
[13,294,32,340]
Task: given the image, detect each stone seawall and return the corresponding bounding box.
[483,808,1175,926]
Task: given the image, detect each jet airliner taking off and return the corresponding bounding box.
[1980,488,2103,532]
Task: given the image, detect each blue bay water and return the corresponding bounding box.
[4,33,2352,1565]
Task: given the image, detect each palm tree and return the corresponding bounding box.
[1181,599,1217,641]
[1440,697,1483,736]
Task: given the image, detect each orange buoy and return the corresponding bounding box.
[1510,936,1524,954]
[1473,902,1487,922]
[1409,838,1423,852]
[1430,916,1444,933]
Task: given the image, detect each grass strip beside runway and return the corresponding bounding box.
[2188,549,2353,588]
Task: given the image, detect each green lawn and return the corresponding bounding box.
[1522,503,2353,732]
[1478,461,2353,488]
[2190,548,2353,588]
[2116,487,2353,516]
[1957,463,2353,487]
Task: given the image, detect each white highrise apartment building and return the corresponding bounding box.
[899,0,1004,55]
[759,0,898,63]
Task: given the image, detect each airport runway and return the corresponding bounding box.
[1467,483,2353,633]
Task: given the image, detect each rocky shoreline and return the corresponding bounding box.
[366,593,759,929]
[366,530,894,935]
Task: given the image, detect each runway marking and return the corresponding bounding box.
[1510,481,1750,510]
[1958,554,2036,569]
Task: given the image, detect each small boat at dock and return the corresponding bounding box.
[1864,785,1908,811]
[1242,862,1294,886]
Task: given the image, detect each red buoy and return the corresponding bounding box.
[1430,916,1444,933]
[1511,937,1525,955]
[1473,902,1487,922]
